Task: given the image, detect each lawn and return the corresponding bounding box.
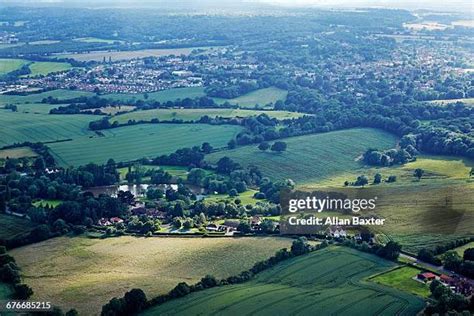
[118,165,189,182]
[0,111,96,147]
[371,266,430,298]
[56,47,214,62]
[0,146,37,159]
[213,87,288,108]
[206,128,398,184]
[0,214,37,241]
[48,123,243,166]
[102,87,206,103]
[10,236,292,315]
[204,189,260,205]
[112,108,306,124]
[142,247,424,316]
[0,58,28,74]
[26,61,72,76]
[32,199,63,208]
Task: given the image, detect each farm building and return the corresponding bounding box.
[417,272,436,282]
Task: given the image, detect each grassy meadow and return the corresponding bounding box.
[10,236,292,315]
[0,58,28,74]
[142,247,424,316]
[0,89,94,104]
[206,128,398,183]
[452,241,474,257]
[213,87,288,108]
[112,108,306,124]
[0,146,37,159]
[371,266,430,298]
[26,61,72,76]
[48,123,243,166]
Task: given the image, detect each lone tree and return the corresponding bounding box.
[373,173,382,184]
[258,141,270,151]
[271,141,287,152]
[414,168,424,180]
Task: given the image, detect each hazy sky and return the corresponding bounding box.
[4,0,473,12]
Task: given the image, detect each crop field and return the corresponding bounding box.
[0,111,96,146]
[0,89,94,104]
[213,87,288,108]
[0,214,38,241]
[0,146,37,159]
[48,123,243,166]
[73,37,121,44]
[0,58,28,74]
[26,61,72,76]
[102,87,206,102]
[29,40,61,45]
[371,266,430,298]
[112,108,307,124]
[143,247,424,316]
[206,128,398,183]
[10,236,292,315]
[56,47,215,62]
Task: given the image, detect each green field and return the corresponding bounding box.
[73,37,121,44]
[0,58,28,74]
[205,189,260,205]
[48,123,243,166]
[452,241,474,257]
[29,40,61,45]
[56,47,214,62]
[430,98,474,107]
[213,87,288,108]
[0,89,94,105]
[371,266,430,298]
[118,165,190,182]
[0,111,96,146]
[0,146,37,159]
[32,199,63,208]
[102,87,206,102]
[112,108,306,124]
[206,128,398,183]
[0,214,38,241]
[26,61,72,76]
[10,236,292,315]
[142,247,424,316]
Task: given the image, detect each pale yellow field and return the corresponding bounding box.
[0,146,37,159]
[10,236,292,315]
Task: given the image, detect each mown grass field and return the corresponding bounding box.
[206,128,398,183]
[73,37,121,44]
[56,47,213,62]
[371,266,430,298]
[0,111,96,146]
[430,98,474,107]
[112,108,306,124]
[205,189,260,205]
[0,89,94,104]
[142,247,424,316]
[32,199,62,208]
[0,214,37,241]
[0,58,28,74]
[48,124,243,166]
[213,87,288,108]
[117,165,190,182]
[10,236,292,315]
[102,87,206,102]
[26,61,72,76]
[0,146,37,159]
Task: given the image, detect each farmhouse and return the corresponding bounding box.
[327,226,347,238]
[417,272,436,282]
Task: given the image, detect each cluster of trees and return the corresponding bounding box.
[344,173,397,187]
[417,237,474,266]
[363,147,416,167]
[205,81,259,99]
[343,239,402,261]
[0,246,34,299]
[101,288,148,316]
[425,280,474,315]
[442,250,474,279]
